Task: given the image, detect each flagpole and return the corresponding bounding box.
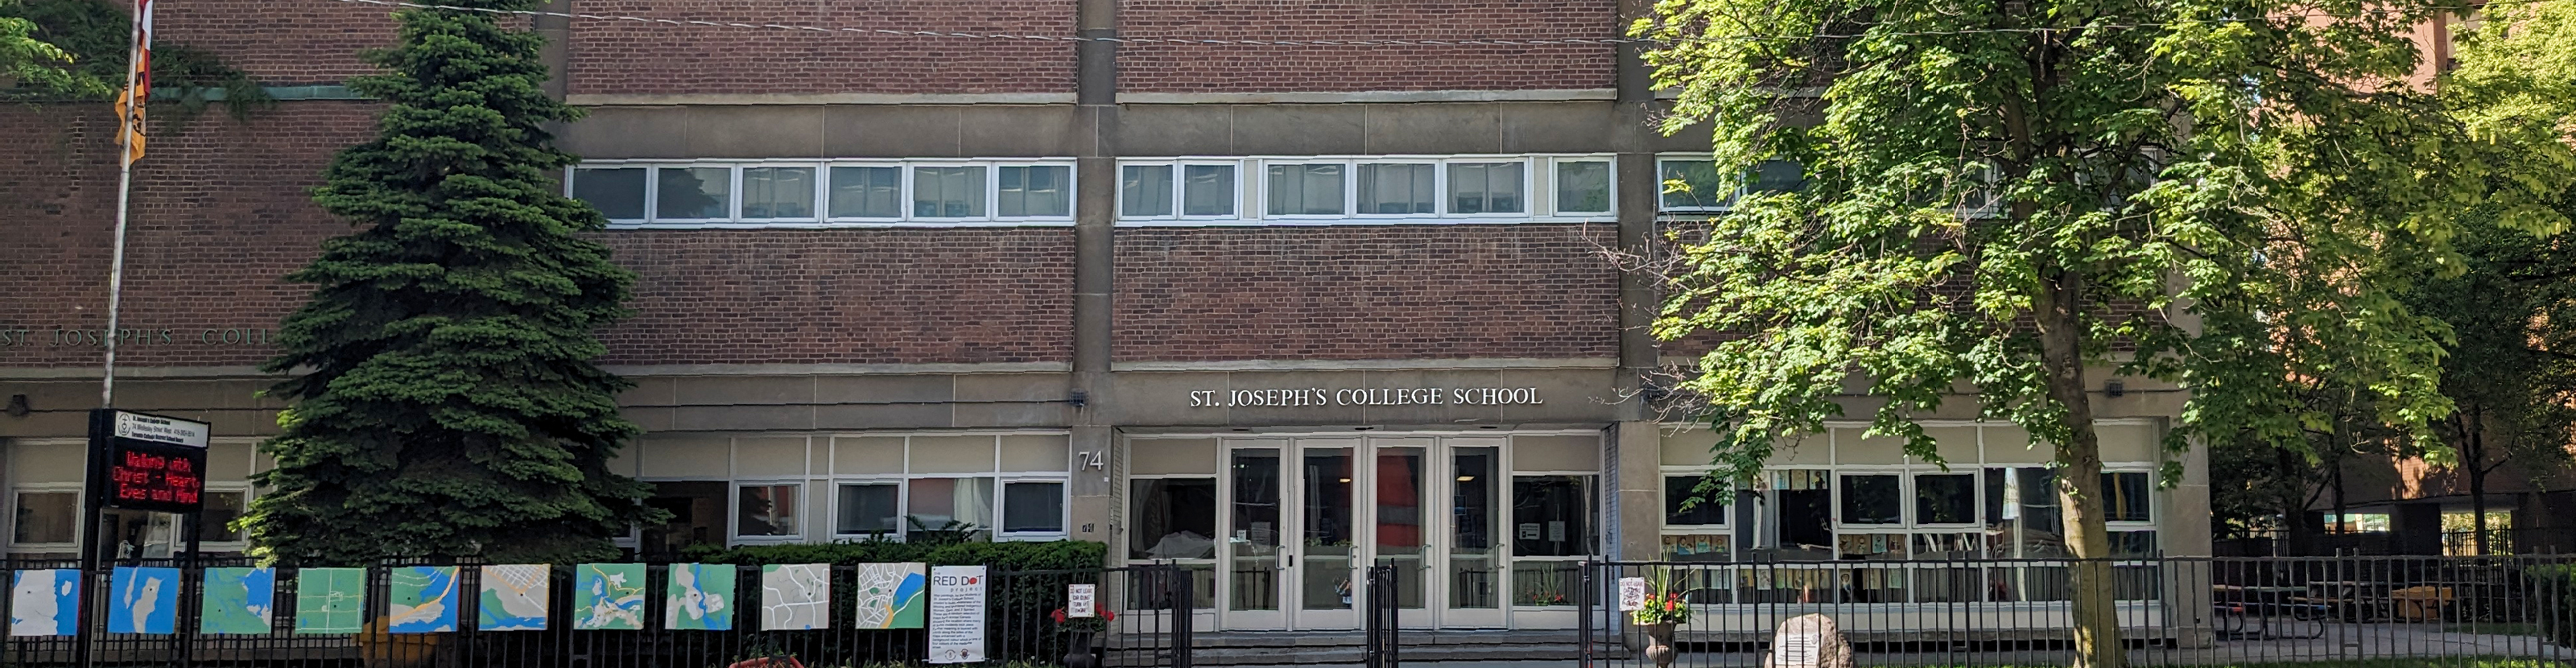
[99,0,146,409]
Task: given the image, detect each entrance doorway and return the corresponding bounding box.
[1133,432,1596,631]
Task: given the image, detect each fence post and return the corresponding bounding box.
[1170,566,1193,668]
[1577,561,1594,668]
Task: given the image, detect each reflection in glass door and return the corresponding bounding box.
[1445,444,1504,627]
[1225,447,1283,629]
[1373,443,1430,626]
[1298,444,1360,629]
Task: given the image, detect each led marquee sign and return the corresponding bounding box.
[89,410,210,513]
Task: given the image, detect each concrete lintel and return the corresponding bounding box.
[1110,357,1619,372]
[601,362,1073,377]
[1117,89,1616,105]
[567,93,1081,107]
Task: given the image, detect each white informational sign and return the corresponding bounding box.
[1616,577,1646,612]
[1774,633,1819,667]
[927,566,987,664]
[114,411,208,448]
[1067,583,1096,617]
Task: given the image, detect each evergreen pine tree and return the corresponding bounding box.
[244,0,658,564]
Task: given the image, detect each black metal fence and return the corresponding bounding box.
[0,558,1190,668]
[1575,555,2576,667]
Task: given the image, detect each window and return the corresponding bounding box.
[1131,478,1218,559]
[2103,472,2152,522]
[1448,162,1524,214]
[1663,476,1728,526]
[1747,159,1806,195]
[908,477,994,531]
[740,167,815,219]
[1555,160,1611,214]
[200,490,249,543]
[1183,165,1235,216]
[657,167,732,220]
[642,481,726,555]
[572,167,646,220]
[1356,163,1436,214]
[1002,480,1066,534]
[997,165,1070,217]
[1658,159,1729,211]
[1768,470,1833,558]
[836,483,901,536]
[737,483,799,538]
[1839,474,1901,524]
[913,166,986,218]
[1122,164,1174,217]
[1914,474,1977,524]
[829,166,902,218]
[13,491,76,544]
[1268,163,1345,216]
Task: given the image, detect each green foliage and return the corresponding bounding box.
[244,0,657,566]
[687,538,1108,571]
[0,0,102,99]
[0,0,269,118]
[2533,563,2576,648]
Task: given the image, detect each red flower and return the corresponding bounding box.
[1051,608,1068,624]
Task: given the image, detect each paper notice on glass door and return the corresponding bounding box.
[927,566,986,664]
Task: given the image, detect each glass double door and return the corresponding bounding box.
[1220,437,1503,630]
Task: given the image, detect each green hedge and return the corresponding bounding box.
[2534,563,2576,648]
[680,539,1107,571]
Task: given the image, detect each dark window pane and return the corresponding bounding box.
[999,165,1069,217]
[1748,159,1806,194]
[1003,481,1065,533]
[1664,476,1727,526]
[1915,474,1977,524]
[1659,160,1729,210]
[1131,478,1219,559]
[1839,474,1901,524]
[2104,472,2152,522]
[913,167,985,218]
[740,167,815,219]
[1266,164,1343,216]
[737,484,799,537]
[655,167,730,219]
[572,167,646,220]
[1355,163,1435,214]
[1770,470,1833,558]
[1511,475,1593,557]
[836,484,900,535]
[1447,162,1523,214]
[642,481,726,556]
[12,492,76,543]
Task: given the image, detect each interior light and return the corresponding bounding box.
[1338,478,1352,483]
[1456,476,1476,482]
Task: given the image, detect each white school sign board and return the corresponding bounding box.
[1067,583,1096,616]
[927,566,987,664]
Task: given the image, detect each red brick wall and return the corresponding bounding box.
[154,0,398,84]
[0,103,378,368]
[567,0,1078,96]
[1118,0,1617,93]
[1115,225,1619,361]
[599,230,1075,365]
[0,105,1072,369]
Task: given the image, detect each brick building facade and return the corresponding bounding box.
[1,0,2206,636]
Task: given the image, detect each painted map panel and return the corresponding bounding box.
[294,568,366,634]
[573,563,647,630]
[200,567,275,634]
[108,567,179,633]
[10,570,79,636]
[477,564,549,631]
[760,563,830,630]
[852,562,927,629]
[387,566,459,633]
[663,563,735,631]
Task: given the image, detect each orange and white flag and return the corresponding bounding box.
[109,0,152,167]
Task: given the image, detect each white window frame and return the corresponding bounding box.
[1654,155,1736,213]
[8,483,83,551]
[828,477,909,540]
[194,484,254,550]
[567,158,1078,229]
[2102,466,2157,529]
[729,480,806,544]
[1543,156,1617,219]
[994,474,1073,542]
[1656,468,1730,530]
[1908,468,1984,529]
[1117,154,1612,226]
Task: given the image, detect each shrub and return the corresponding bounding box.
[2533,564,2576,648]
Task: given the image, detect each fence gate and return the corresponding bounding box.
[1362,564,1398,668]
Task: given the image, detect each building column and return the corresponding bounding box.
[1609,0,1663,563]
[1068,0,1121,554]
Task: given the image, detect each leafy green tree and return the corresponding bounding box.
[0,0,106,98]
[0,0,268,116]
[2413,224,2576,554]
[1635,0,2576,665]
[244,0,661,565]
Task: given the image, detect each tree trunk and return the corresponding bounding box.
[2034,265,2124,668]
[2467,409,2490,555]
